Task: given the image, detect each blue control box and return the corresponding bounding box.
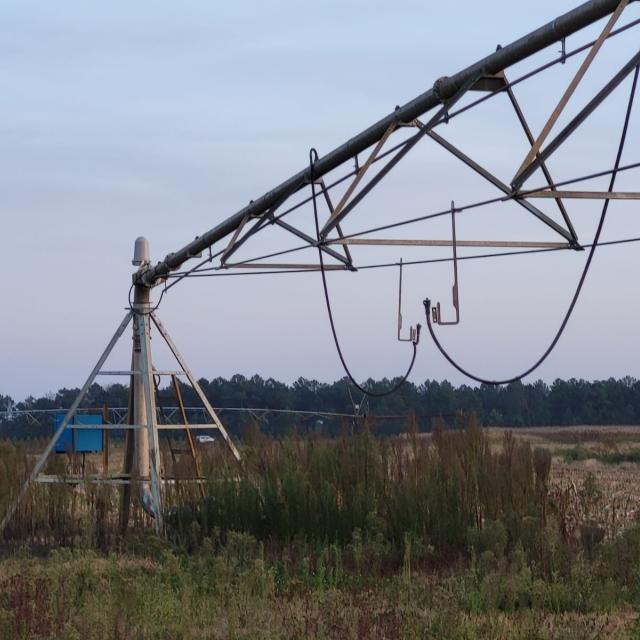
[54,413,104,453]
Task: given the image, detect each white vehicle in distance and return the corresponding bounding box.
[196,435,215,444]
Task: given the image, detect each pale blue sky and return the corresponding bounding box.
[1,0,639,401]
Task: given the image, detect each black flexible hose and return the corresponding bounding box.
[127,282,166,315]
[310,148,420,398]
[424,64,639,386]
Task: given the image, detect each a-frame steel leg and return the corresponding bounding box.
[150,312,242,463]
[138,311,165,534]
[0,312,133,536]
[1,306,242,539]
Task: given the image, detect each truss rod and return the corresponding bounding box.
[240,20,640,235]
[224,262,349,270]
[513,49,640,188]
[326,238,569,248]
[220,188,299,265]
[426,130,575,243]
[162,158,638,279]
[138,0,626,287]
[162,154,640,280]
[504,78,579,243]
[160,236,640,278]
[272,218,353,267]
[337,160,640,242]
[513,0,629,182]
[320,74,479,238]
[524,190,640,199]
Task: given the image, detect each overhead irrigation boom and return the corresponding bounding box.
[137,0,637,288]
[2,0,639,536]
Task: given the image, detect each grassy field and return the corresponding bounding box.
[3,420,640,638]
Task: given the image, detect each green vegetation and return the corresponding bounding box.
[171,418,549,558]
[3,418,640,637]
[562,445,640,465]
[1,536,639,640]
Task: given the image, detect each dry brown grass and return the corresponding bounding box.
[4,425,640,638]
[482,426,640,542]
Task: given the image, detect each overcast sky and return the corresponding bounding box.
[1,0,639,402]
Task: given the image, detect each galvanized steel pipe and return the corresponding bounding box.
[139,0,633,287]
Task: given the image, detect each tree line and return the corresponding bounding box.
[1,375,639,439]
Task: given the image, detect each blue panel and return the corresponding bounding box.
[54,413,74,453]
[75,430,103,453]
[74,414,103,453]
[53,413,104,453]
[75,414,103,425]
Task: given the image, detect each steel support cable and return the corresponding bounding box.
[163,236,640,278]
[236,153,640,265]
[424,64,639,386]
[163,123,639,281]
[268,155,640,248]
[261,22,640,246]
[332,161,640,243]
[161,29,640,286]
[227,19,640,240]
[139,13,640,290]
[249,19,640,231]
[222,243,313,268]
[309,148,421,398]
[263,19,640,228]
[165,158,640,281]
[162,246,227,294]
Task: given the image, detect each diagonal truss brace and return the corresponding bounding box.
[0,312,134,536]
[426,130,576,243]
[220,190,354,270]
[220,214,272,265]
[139,0,633,288]
[320,74,483,239]
[0,309,244,538]
[513,0,629,184]
[320,122,397,236]
[219,187,309,266]
[513,47,640,189]
[502,73,580,245]
[151,313,242,462]
[271,217,354,268]
[316,178,354,267]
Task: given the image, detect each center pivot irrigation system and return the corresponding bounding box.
[2,0,639,535]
